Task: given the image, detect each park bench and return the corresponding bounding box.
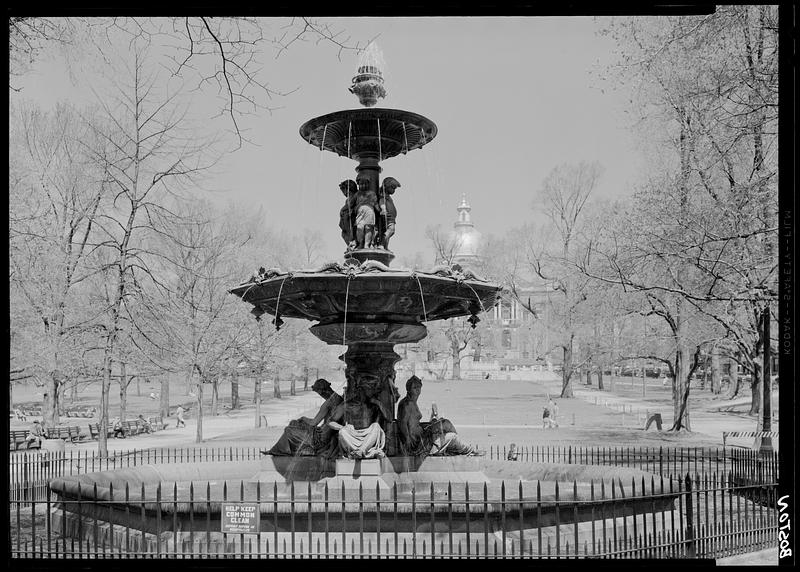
[148,416,166,431]
[121,420,152,436]
[9,430,41,451]
[87,423,116,440]
[47,425,85,444]
[120,421,138,436]
[66,409,95,418]
[69,426,86,442]
[132,418,156,434]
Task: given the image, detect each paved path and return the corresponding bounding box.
[60,388,325,453]
[716,547,779,566]
[537,375,776,449]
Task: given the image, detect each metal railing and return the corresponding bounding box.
[10,445,779,491]
[9,470,778,559]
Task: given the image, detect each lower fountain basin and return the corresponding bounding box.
[50,457,679,537]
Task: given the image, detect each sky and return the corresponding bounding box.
[12,16,642,266]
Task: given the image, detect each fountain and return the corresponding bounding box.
[228,43,501,461]
[47,46,679,557]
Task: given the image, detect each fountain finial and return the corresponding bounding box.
[349,42,387,107]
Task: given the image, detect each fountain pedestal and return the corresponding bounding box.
[336,458,382,477]
[344,247,395,266]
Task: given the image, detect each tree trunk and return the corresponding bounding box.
[290,375,296,396]
[726,371,741,400]
[710,347,721,395]
[211,375,219,416]
[160,377,170,419]
[99,352,112,458]
[560,339,574,398]
[670,345,693,431]
[748,362,762,417]
[255,378,262,428]
[273,375,282,398]
[303,367,309,392]
[136,375,141,397]
[185,368,193,396]
[230,376,240,409]
[44,373,62,430]
[597,367,604,390]
[195,377,203,443]
[119,362,128,422]
[70,380,78,403]
[452,346,462,380]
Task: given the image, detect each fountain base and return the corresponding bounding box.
[49,457,679,554]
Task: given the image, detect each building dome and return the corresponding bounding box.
[449,194,483,263]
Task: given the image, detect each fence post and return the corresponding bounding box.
[23,453,30,504]
[685,473,696,558]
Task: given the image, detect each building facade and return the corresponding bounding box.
[409,196,555,379]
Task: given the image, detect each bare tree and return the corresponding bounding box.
[425,318,484,381]
[300,229,325,267]
[10,16,368,146]
[425,225,463,266]
[9,102,105,431]
[597,7,779,424]
[158,199,259,442]
[522,161,604,398]
[8,17,77,89]
[78,44,225,456]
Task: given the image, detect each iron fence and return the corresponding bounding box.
[10,445,779,495]
[9,470,778,559]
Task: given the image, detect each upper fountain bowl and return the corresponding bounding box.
[228,262,501,345]
[299,108,437,161]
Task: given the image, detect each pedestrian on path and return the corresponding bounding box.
[175,405,186,428]
[542,405,555,429]
[548,398,560,427]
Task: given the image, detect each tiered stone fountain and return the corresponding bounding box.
[48,49,678,556]
[228,53,500,459]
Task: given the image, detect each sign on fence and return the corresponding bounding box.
[221,502,260,534]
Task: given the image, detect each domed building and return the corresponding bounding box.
[449,194,482,265]
[408,195,556,380]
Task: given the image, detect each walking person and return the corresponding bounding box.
[548,398,560,427]
[542,405,554,429]
[175,405,186,428]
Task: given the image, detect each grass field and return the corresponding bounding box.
[9,370,778,453]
